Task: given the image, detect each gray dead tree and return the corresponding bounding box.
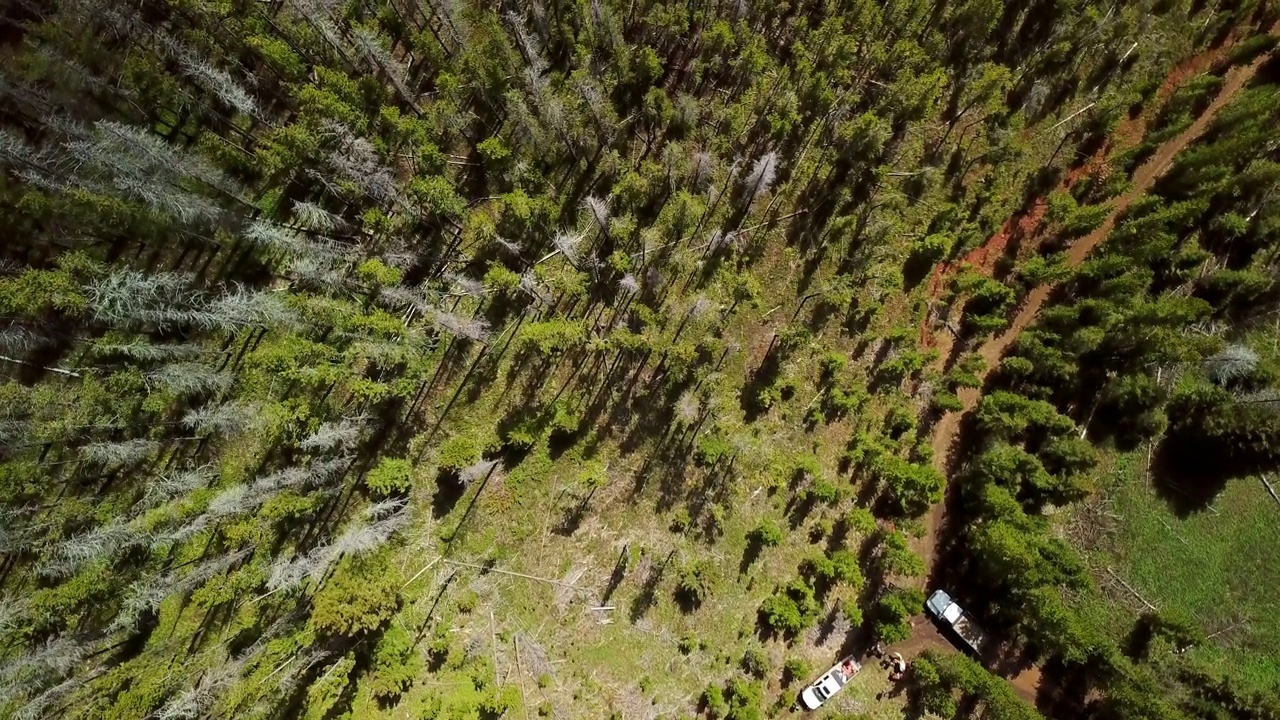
[351,25,418,112]
[88,271,200,330]
[290,200,345,233]
[266,501,410,593]
[182,401,264,436]
[153,627,273,720]
[431,309,491,342]
[36,520,149,578]
[741,151,779,206]
[143,465,216,508]
[194,286,299,332]
[0,596,26,635]
[156,33,259,118]
[458,459,502,487]
[58,120,241,223]
[299,417,367,453]
[319,121,403,207]
[0,635,87,706]
[1205,343,1259,385]
[583,195,610,233]
[80,438,160,470]
[109,548,251,632]
[145,362,234,396]
[92,339,206,362]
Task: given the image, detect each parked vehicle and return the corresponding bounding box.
[798,656,861,710]
[926,589,987,654]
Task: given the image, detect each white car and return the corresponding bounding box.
[799,656,861,710]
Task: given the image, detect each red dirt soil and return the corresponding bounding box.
[903,24,1280,703]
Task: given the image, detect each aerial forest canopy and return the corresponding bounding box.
[1,0,1279,718]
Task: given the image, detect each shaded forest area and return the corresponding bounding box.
[0,0,1278,719]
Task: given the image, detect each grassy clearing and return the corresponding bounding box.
[380,440,930,720]
[334,244,944,719]
[1073,450,1280,694]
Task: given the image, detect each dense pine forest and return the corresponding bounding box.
[1,0,1279,718]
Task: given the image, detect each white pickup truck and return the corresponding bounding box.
[926,589,988,654]
[798,656,861,710]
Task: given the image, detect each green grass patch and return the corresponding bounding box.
[1080,451,1280,693]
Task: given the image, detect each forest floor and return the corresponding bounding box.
[904,26,1280,706]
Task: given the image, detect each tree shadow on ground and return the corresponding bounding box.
[1150,434,1255,517]
[431,470,468,519]
[554,487,596,536]
[1029,656,1099,720]
[628,549,675,623]
[599,545,630,604]
[738,537,765,575]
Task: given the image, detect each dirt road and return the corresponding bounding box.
[904,29,1279,706]
[920,28,1276,576]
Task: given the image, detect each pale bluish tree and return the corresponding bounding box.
[12,671,97,720]
[494,236,523,255]
[458,459,501,486]
[146,362,234,396]
[424,0,468,50]
[37,520,148,578]
[196,286,299,332]
[329,506,410,556]
[182,402,263,436]
[62,120,239,222]
[144,465,215,507]
[0,420,23,449]
[242,219,309,256]
[431,309,491,342]
[692,150,715,187]
[321,121,401,206]
[506,11,548,79]
[154,650,249,720]
[380,285,435,316]
[290,200,344,233]
[553,232,584,266]
[519,272,551,305]
[92,339,205,362]
[80,438,160,469]
[267,501,409,593]
[351,25,416,110]
[88,270,197,330]
[446,272,485,298]
[1206,343,1259,385]
[0,324,48,357]
[741,151,778,205]
[0,635,86,705]
[0,596,26,635]
[206,485,254,519]
[110,548,250,631]
[300,417,367,453]
[286,253,353,290]
[0,128,33,166]
[160,513,210,545]
[618,274,639,295]
[583,196,610,232]
[157,34,258,117]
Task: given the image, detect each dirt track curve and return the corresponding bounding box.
[897,28,1280,704]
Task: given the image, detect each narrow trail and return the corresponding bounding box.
[900,28,1278,704]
